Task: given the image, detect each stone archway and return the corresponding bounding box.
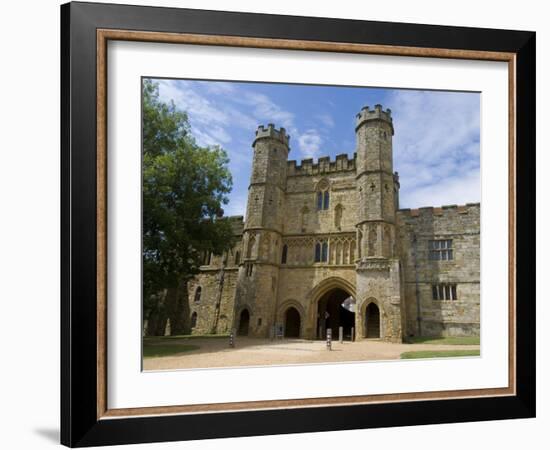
[364,302,381,338]
[237,309,250,336]
[316,288,355,340]
[307,277,357,340]
[284,307,301,338]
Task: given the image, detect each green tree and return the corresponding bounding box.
[142,79,235,335]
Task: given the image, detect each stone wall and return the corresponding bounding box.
[396,204,480,337]
[284,169,357,235]
[185,223,243,335]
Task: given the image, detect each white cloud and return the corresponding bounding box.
[204,81,237,95]
[385,89,480,207]
[316,113,335,128]
[297,129,323,158]
[238,91,295,129]
[399,168,480,208]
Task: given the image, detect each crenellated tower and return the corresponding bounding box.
[355,105,404,342]
[234,124,289,337]
[355,104,397,258]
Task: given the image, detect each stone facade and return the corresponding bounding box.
[185,105,480,341]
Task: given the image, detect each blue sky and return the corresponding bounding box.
[153,78,480,216]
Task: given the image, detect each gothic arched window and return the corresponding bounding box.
[321,242,328,262]
[315,242,321,262]
[281,244,288,264]
[234,251,240,265]
[314,241,328,263]
[191,312,198,329]
[194,286,202,304]
[316,179,330,211]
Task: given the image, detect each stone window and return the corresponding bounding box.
[432,283,458,300]
[281,244,288,264]
[316,191,330,210]
[203,251,212,265]
[193,286,202,304]
[191,312,198,329]
[322,242,328,261]
[315,241,328,263]
[234,251,240,265]
[316,191,323,210]
[429,239,453,260]
[245,263,253,277]
[316,179,330,211]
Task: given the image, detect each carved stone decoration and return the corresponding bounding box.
[368,225,377,256]
[334,203,343,229]
[300,205,309,232]
[384,224,391,256]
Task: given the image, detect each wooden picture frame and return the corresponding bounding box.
[61,1,535,447]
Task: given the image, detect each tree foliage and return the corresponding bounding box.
[142,79,235,325]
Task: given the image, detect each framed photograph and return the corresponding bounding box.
[61,1,535,447]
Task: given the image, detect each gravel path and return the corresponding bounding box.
[143,337,480,371]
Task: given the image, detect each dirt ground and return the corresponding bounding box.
[143,337,480,371]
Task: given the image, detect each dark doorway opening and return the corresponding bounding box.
[238,309,250,336]
[365,303,381,338]
[316,288,355,340]
[284,307,301,338]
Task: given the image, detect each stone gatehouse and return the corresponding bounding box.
[185,105,480,342]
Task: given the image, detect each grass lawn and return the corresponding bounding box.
[142,334,229,358]
[400,349,480,359]
[405,336,480,345]
[143,342,200,358]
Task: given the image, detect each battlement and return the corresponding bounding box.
[355,104,394,134]
[287,153,356,176]
[253,124,290,147]
[397,203,480,218]
[225,215,244,235]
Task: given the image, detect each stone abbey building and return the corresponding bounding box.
[186,105,480,342]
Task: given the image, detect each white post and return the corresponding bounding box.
[339,326,343,343]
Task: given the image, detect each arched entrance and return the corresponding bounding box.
[238,309,250,336]
[284,307,301,338]
[365,302,381,338]
[316,288,355,340]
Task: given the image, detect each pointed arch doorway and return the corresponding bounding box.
[284,307,301,338]
[364,302,381,338]
[237,309,250,336]
[316,288,355,340]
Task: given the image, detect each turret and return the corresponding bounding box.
[354,105,404,343]
[235,124,289,338]
[245,124,289,233]
[355,104,396,259]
